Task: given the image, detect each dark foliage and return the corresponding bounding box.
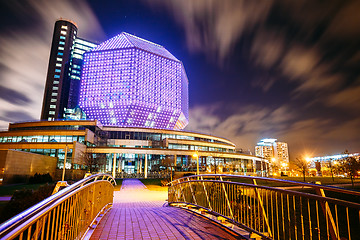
[0,183,55,223]
[28,173,53,184]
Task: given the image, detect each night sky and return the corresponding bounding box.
[0,0,359,159]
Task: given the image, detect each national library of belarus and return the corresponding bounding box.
[0,19,268,182]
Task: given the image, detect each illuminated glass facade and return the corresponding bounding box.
[79,33,189,130]
[0,120,268,176]
[65,38,97,120]
[41,19,78,121]
[41,20,97,121]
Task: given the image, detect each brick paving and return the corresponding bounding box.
[90,179,242,240]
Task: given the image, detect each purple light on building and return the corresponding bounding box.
[79,32,189,129]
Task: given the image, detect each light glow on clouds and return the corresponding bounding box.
[186,103,360,157]
[150,0,360,157]
[0,0,104,130]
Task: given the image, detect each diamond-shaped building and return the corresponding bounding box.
[79,32,189,129]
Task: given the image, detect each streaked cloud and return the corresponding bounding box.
[145,0,273,64]
[186,103,360,157]
[0,0,104,130]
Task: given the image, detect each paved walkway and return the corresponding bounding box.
[90,179,242,240]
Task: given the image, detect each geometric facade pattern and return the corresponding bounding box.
[79,32,189,129]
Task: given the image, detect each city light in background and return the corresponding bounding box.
[0,0,359,158]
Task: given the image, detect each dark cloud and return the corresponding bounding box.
[0,110,34,123]
[0,0,104,130]
[0,85,32,105]
[186,103,360,158]
[145,0,273,64]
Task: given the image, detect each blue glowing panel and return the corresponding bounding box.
[79,33,189,129]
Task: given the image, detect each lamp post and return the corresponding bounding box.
[193,152,199,177]
[61,145,68,181]
[271,157,277,176]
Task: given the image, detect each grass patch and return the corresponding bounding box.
[0,183,50,197]
[0,201,8,218]
[140,179,163,186]
[114,179,123,191]
[140,178,168,191]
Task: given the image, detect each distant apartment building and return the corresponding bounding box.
[255,138,289,164]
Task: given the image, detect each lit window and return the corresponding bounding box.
[51,93,58,96]
[50,105,56,109]
[55,69,61,73]
[58,46,64,51]
[49,111,55,115]
[60,31,67,35]
[56,63,62,67]
[51,99,56,102]
[59,41,65,45]
[57,52,63,56]
[54,81,59,84]
[61,25,68,30]
[60,36,66,40]
[54,75,60,78]
[56,57,62,62]
[73,54,83,60]
[53,86,58,90]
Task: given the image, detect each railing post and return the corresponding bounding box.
[187,177,198,205]
[315,182,339,240]
[252,179,273,238]
[219,176,234,220]
[200,176,212,210]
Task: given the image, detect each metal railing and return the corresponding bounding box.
[114,172,171,179]
[0,173,116,240]
[168,174,360,240]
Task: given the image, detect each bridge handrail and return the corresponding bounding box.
[168,174,360,240]
[171,179,360,209]
[0,173,116,238]
[172,174,360,196]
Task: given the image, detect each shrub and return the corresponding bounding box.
[28,173,53,184]
[0,183,55,223]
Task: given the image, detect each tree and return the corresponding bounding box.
[326,158,336,181]
[336,150,360,187]
[293,156,311,182]
[82,152,107,173]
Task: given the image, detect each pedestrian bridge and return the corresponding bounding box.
[0,174,359,240]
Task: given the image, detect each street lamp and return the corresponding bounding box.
[61,145,68,181]
[271,157,278,176]
[193,152,199,177]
